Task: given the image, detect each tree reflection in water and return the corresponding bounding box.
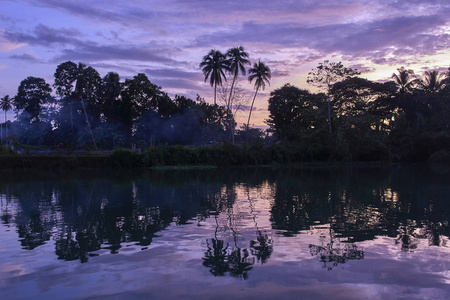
[202,185,259,279]
[309,225,364,271]
[247,185,273,264]
[0,166,449,278]
[203,237,229,277]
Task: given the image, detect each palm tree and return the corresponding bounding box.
[226,46,250,143]
[247,60,271,129]
[0,95,13,144]
[419,70,446,93]
[199,50,229,111]
[391,67,417,94]
[226,46,250,113]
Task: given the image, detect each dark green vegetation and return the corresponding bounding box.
[0,144,351,169]
[268,65,450,162]
[1,55,449,165]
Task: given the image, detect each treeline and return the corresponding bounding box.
[266,64,450,162]
[1,58,449,163]
[0,61,250,152]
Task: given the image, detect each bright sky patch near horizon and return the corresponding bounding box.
[1,0,450,126]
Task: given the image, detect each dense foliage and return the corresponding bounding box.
[267,67,450,162]
[2,61,239,153]
[1,59,449,163]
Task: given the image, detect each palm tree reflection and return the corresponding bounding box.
[203,237,229,277]
[247,186,273,264]
[202,186,258,279]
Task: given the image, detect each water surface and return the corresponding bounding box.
[1,165,449,299]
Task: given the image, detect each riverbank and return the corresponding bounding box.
[0,144,439,170]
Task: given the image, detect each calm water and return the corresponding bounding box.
[1,165,450,300]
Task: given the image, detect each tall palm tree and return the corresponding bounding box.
[391,67,417,94]
[419,70,446,93]
[199,50,229,111]
[226,46,250,143]
[0,95,12,144]
[247,60,271,129]
[226,46,250,113]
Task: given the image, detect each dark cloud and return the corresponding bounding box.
[2,24,178,66]
[271,70,290,77]
[144,68,203,81]
[348,64,375,74]
[54,44,176,64]
[9,53,40,63]
[2,24,81,46]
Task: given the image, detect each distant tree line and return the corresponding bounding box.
[266,63,450,162]
[1,55,449,162]
[1,61,244,152]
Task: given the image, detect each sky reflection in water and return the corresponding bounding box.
[0,165,450,299]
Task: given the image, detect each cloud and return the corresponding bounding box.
[2,24,81,46]
[0,33,25,51]
[348,64,376,74]
[194,11,450,66]
[54,44,177,64]
[9,53,40,63]
[144,68,203,81]
[271,70,290,77]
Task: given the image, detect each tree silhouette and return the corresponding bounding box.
[226,46,250,143]
[0,95,13,144]
[307,60,360,134]
[199,50,229,113]
[102,72,122,123]
[391,67,418,95]
[247,60,271,130]
[14,76,52,123]
[419,70,446,93]
[74,63,100,150]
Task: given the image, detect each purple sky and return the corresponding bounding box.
[1,0,450,125]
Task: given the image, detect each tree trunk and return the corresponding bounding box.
[327,86,332,134]
[227,75,237,144]
[246,88,259,130]
[80,97,98,150]
[4,110,6,144]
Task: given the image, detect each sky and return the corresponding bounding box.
[1,0,450,126]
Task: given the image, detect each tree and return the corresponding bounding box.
[0,95,13,143]
[226,46,250,114]
[54,61,79,133]
[226,46,250,143]
[199,50,229,111]
[14,76,52,123]
[266,84,326,142]
[102,72,121,122]
[307,60,360,133]
[53,61,102,149]
[247,60,271,130]
[391,67,417,94]
[74,63,101,149]
[54,61,78,98]
[418,70,446,93]
[119,73,162,144]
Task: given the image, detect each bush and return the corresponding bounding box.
[111,148,142,168]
